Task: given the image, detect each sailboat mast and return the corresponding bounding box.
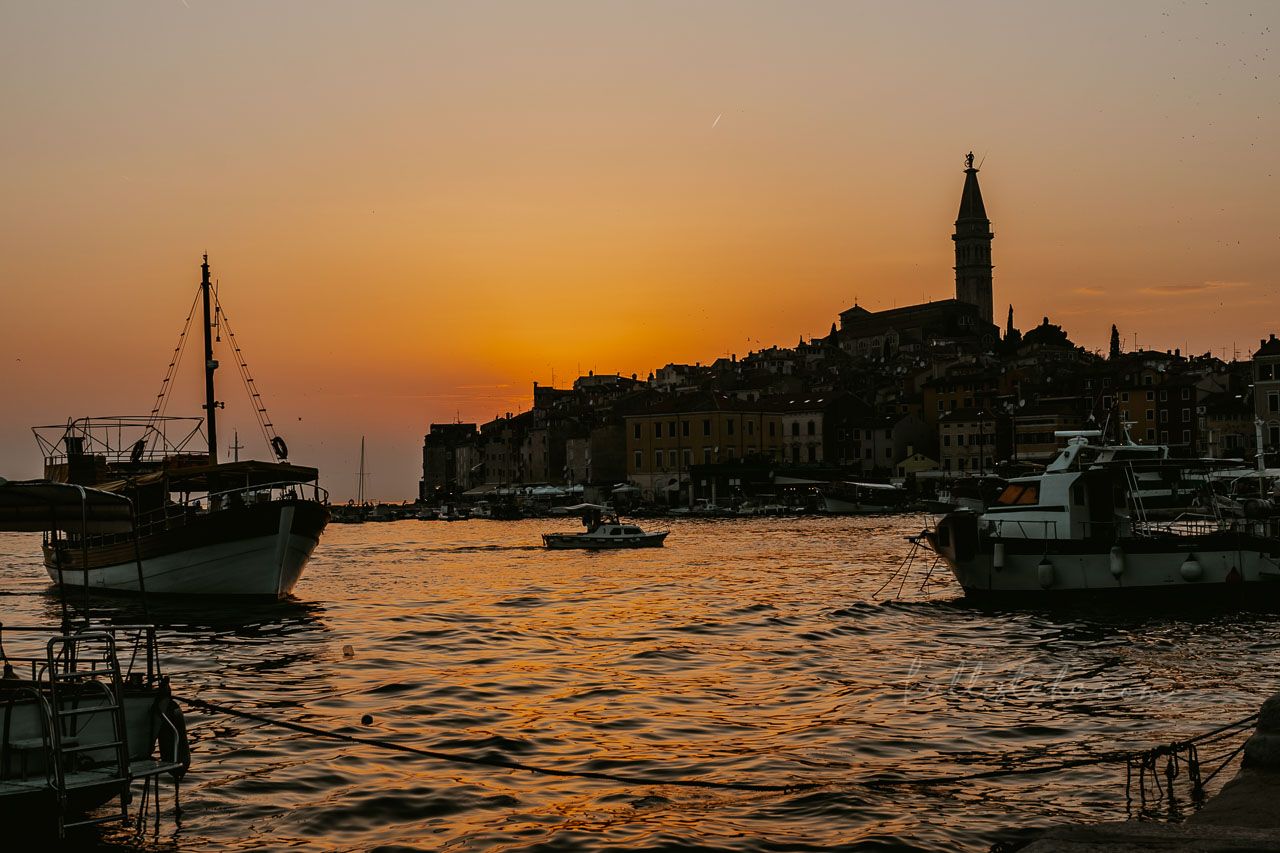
[358,436,365,505]
[201,254,219,464]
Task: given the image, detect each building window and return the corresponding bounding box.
[1146,390,1155,401]
[703,419,711,436]
[1160,390,1168,402]
[885,447,893,458]
[1102,396,1112,410]
[1182,409,1190,422]
[633,424,641,439]
[807,446,817,462]
[1160,410,1168,423]
[943,435,951,446]
[938,400,944,411]
[956,435,965,446]
[669,450,677,467]
[682,421,690,437]
[1160,431,1169,443]
[727,420,735,436]
[1147,428,1155,440]
[703,447,712,463]
[727,447,735,459]
[1260,364,1275,380]
[1182,430,1191,442]
[791,423,800,437]
[1146,409,1155,420]
[768,422,776,437]
[807,420,816,436]
[1270,392,1279,413]
[747,421,755,437]
[634,450,642,468]
[1122,392,1129,403]
[655,450,663,468]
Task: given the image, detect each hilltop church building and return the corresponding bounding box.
[834,154,1001,359]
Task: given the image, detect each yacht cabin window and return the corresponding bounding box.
[994,483,1040,506]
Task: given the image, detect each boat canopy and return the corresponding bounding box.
[561,503,611,512]
[0,478,135,533]
[150,460,319,492]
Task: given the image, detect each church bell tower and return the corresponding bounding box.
[953,152,994,325]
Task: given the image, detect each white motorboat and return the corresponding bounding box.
[920,431,1278,599]
[542,504,669,549]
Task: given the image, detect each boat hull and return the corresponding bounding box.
[821,496,902,514]
[927,513,1280,599]
[0,690,181,821]
[43,499,327,598]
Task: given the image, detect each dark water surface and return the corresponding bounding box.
[2,516,1275,852]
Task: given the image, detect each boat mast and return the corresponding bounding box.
[358,436,365,505]
[201,254,219,464]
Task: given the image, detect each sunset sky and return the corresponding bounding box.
[2,1,1277,501]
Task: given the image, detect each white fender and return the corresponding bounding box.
[1109,546,1125,578]
[1180,556,1203,582]
[1037,558,1054,589]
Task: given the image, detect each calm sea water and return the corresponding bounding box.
[2,515,1276,852]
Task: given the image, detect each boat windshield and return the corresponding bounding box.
[993,483,1040,506]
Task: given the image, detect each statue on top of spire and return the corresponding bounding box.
[965,151,975,169]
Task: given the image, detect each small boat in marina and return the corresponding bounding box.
[29,256,328,598]
[0,479,189,837]
[542,504,669,549]
[818,480,911,514]
[919,431,1277,599]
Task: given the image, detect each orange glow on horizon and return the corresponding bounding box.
[2,3,1277,499]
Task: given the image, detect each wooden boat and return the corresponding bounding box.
[542,504,669,549]
[30,256,328,598]
[0,479,189,837]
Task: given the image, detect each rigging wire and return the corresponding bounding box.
[212,292,281,458]
[147,287,203,432]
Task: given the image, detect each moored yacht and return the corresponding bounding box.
[921,431,1278,598]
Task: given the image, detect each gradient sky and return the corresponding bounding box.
[2,1,1277,501]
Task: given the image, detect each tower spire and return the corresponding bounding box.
[953,153,994,324]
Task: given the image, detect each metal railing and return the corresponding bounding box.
[52,481,328,550]
[0,623,160,687]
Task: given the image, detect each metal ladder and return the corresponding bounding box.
[44,632,132,837]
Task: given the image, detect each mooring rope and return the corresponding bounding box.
[185,697,821,794]
[186,697,1260,800]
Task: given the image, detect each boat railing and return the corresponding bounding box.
[0,623,160,687]
[992,518,1060,540]
[1129,511,1280,539]
[57,481,328,549]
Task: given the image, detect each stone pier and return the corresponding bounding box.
[1019,693,1280,851]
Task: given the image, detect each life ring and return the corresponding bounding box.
[271,436,288,460]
